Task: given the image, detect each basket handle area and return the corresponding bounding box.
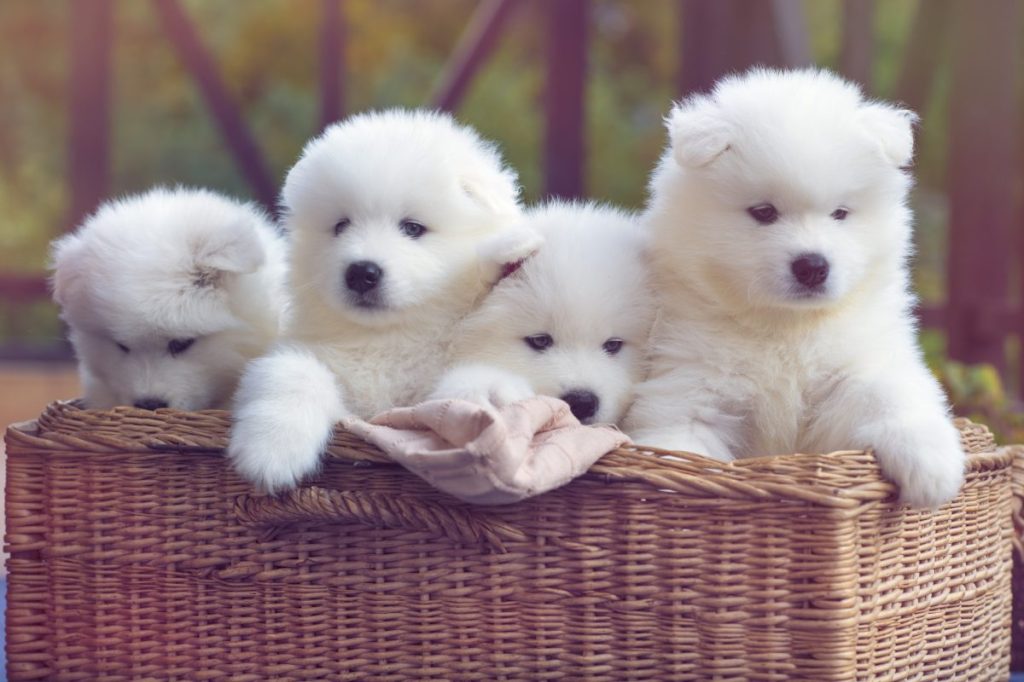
[234,487,530,553]
[1011,446,1024,560]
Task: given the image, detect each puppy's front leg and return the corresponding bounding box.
[228,345,348,492]
[813,361,965,509]
[625,374,739,460]
[430,363,535,410]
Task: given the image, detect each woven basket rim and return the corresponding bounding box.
[5,400,1012,509]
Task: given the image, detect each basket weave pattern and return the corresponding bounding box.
[5,402,1018,681]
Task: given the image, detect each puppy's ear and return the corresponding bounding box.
[191,220,266,285]
[49,234,86,308]
[667,97,731,168]
[460,171,522,218]
[859,103,918,167]
[476,225,544,286]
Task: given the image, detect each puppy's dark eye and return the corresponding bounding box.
[524,333,553,352]
[831,207,849,221]
[602,338,624,355]
[167,338,196,356]
[747,203,779,225]
[400,219,427,239]
[116,342,130,354]
[333,218,350,236]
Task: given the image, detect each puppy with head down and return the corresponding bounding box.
[433,201,654,426]
[51,186,288,411]
[229,109,536,492]
[626,68,965,508]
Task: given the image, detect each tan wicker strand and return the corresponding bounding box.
[5,401,1018,681]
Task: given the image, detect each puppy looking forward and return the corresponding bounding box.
[229,109,536,492]
[433,200,653,426]
[626,68,965,508]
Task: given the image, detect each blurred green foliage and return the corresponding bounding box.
[922,330,1023,443]
[3,0,1019,440]
[934,360,1024,444]
[0,0,970,346]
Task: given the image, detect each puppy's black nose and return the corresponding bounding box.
[345,261,383,293]
[134,398,168,411]
[560,390,600,422]
[791,253,829,289]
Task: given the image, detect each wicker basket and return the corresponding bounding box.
[5,401,1021,681]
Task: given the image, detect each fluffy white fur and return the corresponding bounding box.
[625,68,965,508]
[432,201,654,425]
[229,109,534,492]
[51,186,288,411]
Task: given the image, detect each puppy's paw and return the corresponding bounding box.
[228,349,347,493]
[863,417,966,509]
[229,408,329,493]
[431,364,535,410]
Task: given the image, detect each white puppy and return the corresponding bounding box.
[433,201,654,425]
[626,68,965,508]
[229,109,532,492]
[51,186,288,411]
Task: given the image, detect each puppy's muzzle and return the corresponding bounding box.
[345,261,383,294]
[790,253,829,289]
[560,389,600,423]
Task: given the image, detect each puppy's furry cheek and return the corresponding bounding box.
[228,351,348,492]
[856,417,966,509]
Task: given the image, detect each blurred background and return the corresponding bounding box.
[0,0,1022,439]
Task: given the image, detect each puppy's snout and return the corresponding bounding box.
[134,398,169,411]
[560,389,600,423]
[790,253,829,289]
[345,261,383,294]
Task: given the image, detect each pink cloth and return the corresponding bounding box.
[343,396,629,505]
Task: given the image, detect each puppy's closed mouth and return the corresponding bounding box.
[347,292,388,311]
[785,286,832,304]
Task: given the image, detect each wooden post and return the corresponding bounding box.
[945,0,1019,373]
[677,0,734,96]
[67,0,113,231]
[430,0,520,113]
[893,0,950,111]
[770,0,811,68]
[677,0,789,98]
[543,0,587,199]
[840,0,873,89]
[319,0,345,130]
[152,0,278,211]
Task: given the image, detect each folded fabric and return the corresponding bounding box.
[343,396,630,505]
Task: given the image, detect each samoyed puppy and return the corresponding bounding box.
[432,201,654,426]
[625,68,965,508]
[51,186,288,411]
[229,109,534,492]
